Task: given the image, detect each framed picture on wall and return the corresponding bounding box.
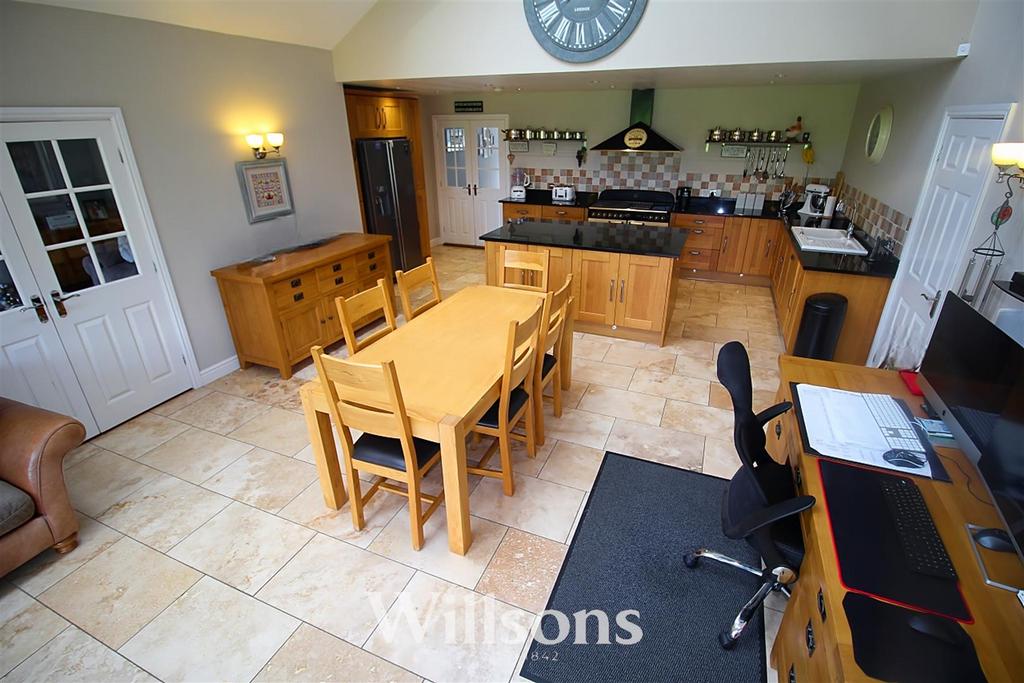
[236,158,294,223]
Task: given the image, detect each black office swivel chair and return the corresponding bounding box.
[684,341,816,650]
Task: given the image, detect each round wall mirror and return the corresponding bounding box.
[865,105,893,164]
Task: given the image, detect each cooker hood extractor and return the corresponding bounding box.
[592,89,682,153]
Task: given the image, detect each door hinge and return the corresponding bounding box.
[118,148,125,164]
[181,354,187,366]
[152,261,158,273]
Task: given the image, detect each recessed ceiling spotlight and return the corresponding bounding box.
[775,73,785,79]
[493,87,504,92]
[516,87,522,92]
[591,79,600,84]
[769,80,776,84]
[610,84,616,89]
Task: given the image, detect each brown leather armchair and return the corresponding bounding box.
[0,397,85,577]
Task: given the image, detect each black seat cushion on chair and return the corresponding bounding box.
[351,433,439,472]
[477,387,529,429]
[541,353,557,378]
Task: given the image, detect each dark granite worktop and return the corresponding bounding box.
[480,219,687,259]
[498,189,598,208]
[780,214,899,278]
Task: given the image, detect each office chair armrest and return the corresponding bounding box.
[724,495,815,539]
[755,401,792,426]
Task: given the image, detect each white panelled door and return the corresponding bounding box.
[869,112,1006,369]
[434,115,509,246]
[0,203,99,436]
[0,119,191,431]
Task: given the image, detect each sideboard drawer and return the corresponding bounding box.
[541,205,586,221]
[502,203,542,221]
[316,257,358,293]
[681,226,723,250]
[671,213,727,230]
[271,270,318,309]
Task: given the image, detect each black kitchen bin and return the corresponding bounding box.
[793,293,848,360]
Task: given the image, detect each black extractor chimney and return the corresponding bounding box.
[592,89,681,153]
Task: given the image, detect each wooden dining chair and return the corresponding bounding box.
[534,274,574,446]
[467,301,544,496]
[395,257,442,321]
[311,346,443,550]
[498,245,549,292]
[336,278,398,354]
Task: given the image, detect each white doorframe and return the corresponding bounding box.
[867,102,1015,367]
[1,106,201,386]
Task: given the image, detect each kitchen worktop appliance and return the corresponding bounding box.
[551,184,576,204]
[587,189,675,226]
[510,168,531,200]
[798,183,831,217]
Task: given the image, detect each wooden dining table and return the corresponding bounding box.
[300,284,574,555]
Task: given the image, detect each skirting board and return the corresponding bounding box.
[430,236,444,247]
[197,355,240,386]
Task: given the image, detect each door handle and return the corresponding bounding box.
[472,184,478,196]
[20,294,49,323]
[921,290,942,318]
[608,278,615,302]
[49,290,79,317]
[619,279,625,303]
[466,184,472,196]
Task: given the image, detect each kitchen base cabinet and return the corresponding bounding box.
[484,241,674,345]
[718,217,749,273]
[212,234,392,379]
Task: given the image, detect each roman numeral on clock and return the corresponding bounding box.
[607,0,627,21]
[536,1,559,27]
[574,22,586,47]
[553,17,571,43]
[591,16,608,41]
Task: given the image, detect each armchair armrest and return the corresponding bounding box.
[724,495,815,539]
[0,398,84,543]
[756,401,792,426]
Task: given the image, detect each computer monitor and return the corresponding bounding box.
[919,292,1024,563]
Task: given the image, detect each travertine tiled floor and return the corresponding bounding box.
[0,246,786,682]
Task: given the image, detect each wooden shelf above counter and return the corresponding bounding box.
[211,233,393,379]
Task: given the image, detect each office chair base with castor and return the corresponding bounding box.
[684,550,796,649]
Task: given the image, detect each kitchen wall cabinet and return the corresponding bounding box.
[344,89,430,260]
[211,234,392,378]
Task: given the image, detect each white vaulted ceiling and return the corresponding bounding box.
[17,0,379,49]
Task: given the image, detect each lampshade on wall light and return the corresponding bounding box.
[246,132,284,159]
[991,142,1024,169]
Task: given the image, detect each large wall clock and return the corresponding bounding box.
[525,0,648,63]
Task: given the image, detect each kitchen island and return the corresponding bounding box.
[481,219,687,346]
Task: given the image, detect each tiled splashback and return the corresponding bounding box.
[522,151,832,200]
[837,184,911,256]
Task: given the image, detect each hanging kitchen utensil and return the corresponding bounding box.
[743,147,752,178]
[776,147,789,177]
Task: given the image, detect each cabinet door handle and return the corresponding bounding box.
[788,665,796,683]
[805,620,816,656]
[382,108,387,128]
[722,236,729,253]
[817,588,827,622]
[608,278,615,302]
[765,239,772,257]
[374,107,381,129]
[619,279,625,303]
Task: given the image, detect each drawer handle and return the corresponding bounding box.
[695,219,705,224]
[788,665,796,683]
[693,229,704,234]
[290,278,301,288]
[368,251,376,259]
[332,263,342,272]
[293,292,304,302]
[805,620,816,656]
[556,210,567,215]
[369,263,377,271]
[817,588,827,622]
[517,209,528,215]
[335,276,344,285]
[689,250,701,256]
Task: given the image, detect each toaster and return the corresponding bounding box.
[551,185,576,204]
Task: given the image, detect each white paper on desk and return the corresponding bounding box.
[795,383,934,478]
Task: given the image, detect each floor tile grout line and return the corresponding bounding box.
[0,585,73,679]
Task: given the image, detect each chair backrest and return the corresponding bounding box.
[310,345,418,473]
[336,278,397,354]
[498,302,544,426]
[395,257,442,321]
[498,246,549,292]
[717,341,791,507]
[538,274,573,358]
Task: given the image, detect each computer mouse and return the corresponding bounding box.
[884,449,927,468]
[907,613,970,648]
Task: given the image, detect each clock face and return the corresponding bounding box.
[525,0,648,63]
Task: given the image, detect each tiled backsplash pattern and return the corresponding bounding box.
[523,151,831,199]
[837,184,912,256]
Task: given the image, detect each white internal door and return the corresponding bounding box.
[869,113,1006,368]
[0,201,99,436]
[435,120,476,245]
[0,120,191,430]
[470,120,508,242]
[434,115,509,246]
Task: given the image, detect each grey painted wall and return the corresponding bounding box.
[0,1,362,372]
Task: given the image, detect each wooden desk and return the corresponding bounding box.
[300,285,573,555]
[769,356,1024,682]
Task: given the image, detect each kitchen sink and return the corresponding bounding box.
[791,227,868,256]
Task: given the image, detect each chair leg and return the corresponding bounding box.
[347,467,366,531]
[52,533,78,554]
[524,396,537,459]
[552,365,563,417]
[498,430,515,496]
[683,548,762,578]
[407,473,424,550]
[719,579,776,650]
[534,375,546,447]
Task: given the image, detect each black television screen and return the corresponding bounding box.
[920,293,1024,561]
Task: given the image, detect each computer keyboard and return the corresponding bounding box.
[862,393,924,452]
[879,476,958,580]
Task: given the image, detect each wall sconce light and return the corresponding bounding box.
[246,132,284,159]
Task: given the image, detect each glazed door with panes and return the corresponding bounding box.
[435,120,476,245]
[469,119,508,242]
[0,120,191,431]
[0,203,99,436]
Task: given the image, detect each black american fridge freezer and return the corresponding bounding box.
[355,138,424,272]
